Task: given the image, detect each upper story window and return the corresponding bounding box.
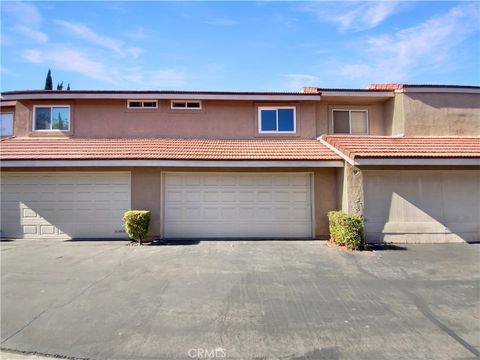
[332,109,368,135]
[171,100,202,109]
[258,106,296,133]
[0,113,14,136]
[127,100,158,109]
[33,106,70,131]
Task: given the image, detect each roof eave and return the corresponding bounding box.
[0,92,321,101]
[0,159,344,168]
[354,158,480,166]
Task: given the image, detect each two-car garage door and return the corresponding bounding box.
[164,173,313,239]
[1,172,312,240]
[1,172,130,239]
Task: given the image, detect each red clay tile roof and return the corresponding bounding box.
[321,135,480,159]
[0,138,340,161]
[367,84,480,90]
[367,84,404,90]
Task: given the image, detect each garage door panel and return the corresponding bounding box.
[164,173,312,239]
[239,191,255,202]
[257,191,273,202]
[1,172,130,239]
[220,191,236,202]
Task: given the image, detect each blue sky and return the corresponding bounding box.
[1,1,479,91]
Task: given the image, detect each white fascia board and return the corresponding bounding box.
[1,93,321,101]
[395,88,480,94]
[355,158,480,166]
[0,160,345,168]
[320,91,394,97]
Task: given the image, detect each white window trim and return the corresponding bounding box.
[258,106,297,134]
[0,112,14,136]
[33,105,71,132]
[127,100,158,109]
[170,100,202,110]
[331,108,369,135]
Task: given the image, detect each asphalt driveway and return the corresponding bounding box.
[1,240,479,360]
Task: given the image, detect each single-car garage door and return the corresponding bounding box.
[1,172,131,239]
[364,170,480,243]
[164,173,313,239]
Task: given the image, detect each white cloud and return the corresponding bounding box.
[13,25,48,43]
[4,2,48,43]
[302,2,399,32]
[122,68,187,89]
[282,74,319,91]
[55,20,142,58]
[22,48,114,83]
[128,27,145,40]
[204,18,238,26]
[339,3,480,82]
[22,45,187,89]
[2,1,43,27]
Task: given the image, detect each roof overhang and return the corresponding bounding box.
[1,92,321,101]
[0,159,344,168]
[320,91,394,98]
[354,158,480,166]
[396,87,480,94]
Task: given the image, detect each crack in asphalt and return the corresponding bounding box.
[1,347,91,360]
[351,254,480,358]
[1,270,116,345]
[1,247,128,345]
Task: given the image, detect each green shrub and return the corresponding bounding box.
[123,210,151,245]
[328,211,364,250]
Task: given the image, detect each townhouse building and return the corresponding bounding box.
[1,84,478,243]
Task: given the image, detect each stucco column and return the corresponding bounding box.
[344,162,364,216]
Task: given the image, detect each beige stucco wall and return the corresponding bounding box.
[387,92,480,136]
[384,95,406,135]
[315,101,386,136]
[2,167,339,239]
[12,99,318,139]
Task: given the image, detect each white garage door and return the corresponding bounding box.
[1,172,131,239]
[164,173,313,239]
[364,170,480,243]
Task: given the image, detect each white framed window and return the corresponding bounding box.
[0,113,14,136]
[258,106,296,133]
[33,106,70,131]
[127,100,158,109]
[171,100,202,110]
[332,109,368,135]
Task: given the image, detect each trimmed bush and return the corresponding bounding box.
[123,210,151,245]
[328,211,364,250]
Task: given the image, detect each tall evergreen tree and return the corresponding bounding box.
[67,83,71,91]
[44,69,53,90]
[56,82,61,90]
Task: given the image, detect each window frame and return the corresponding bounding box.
[0,112,14,137]
[127,100,158,109]
[331,108,369,135]
[258,106,297,134]
[32,105,71,132]
[170,100,202,110]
